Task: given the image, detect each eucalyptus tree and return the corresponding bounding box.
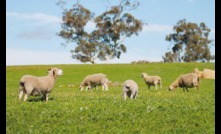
[163,19,213,62]
[58,0,143,64]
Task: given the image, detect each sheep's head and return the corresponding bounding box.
[141,73,147,79]
[48,68,63,78]
[168,86,173,91]
[169,85,177,91]
[79,86,84,91]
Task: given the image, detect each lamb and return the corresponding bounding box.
[141,73,162,90]
[169,73,200,92]
[79,73,108,91]
[18,67,63,101]
[122,80,138,100]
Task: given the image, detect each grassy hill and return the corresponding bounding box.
[6,63,215,133]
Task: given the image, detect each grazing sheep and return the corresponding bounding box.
[203,68,215,79]
[192,68,215,79]
[79,73,108,91]
[169,73,200,92]
[18,67,63,101]
[141,73,162,90]
[123,80,138,100]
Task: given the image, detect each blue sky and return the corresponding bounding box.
[6,0,215,65]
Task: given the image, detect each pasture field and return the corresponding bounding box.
[6,63,215,134]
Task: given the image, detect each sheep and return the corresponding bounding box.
[122,80,138,100]
[141,73,162,90]
[203,68,215,79]
[169,73,200,92]
[79,73,108,91]
[18,67,63,101]
[192,68,215,79]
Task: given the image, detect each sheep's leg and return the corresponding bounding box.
[105,78,108,91]
[104,83,108,91]
[123,92,127,100]
[186,88,189,92]
[24,94,29,101]
[102,85,104,91]
[43,94,46,101]
[105,84,108,91]
[44,93,50,101]
[133,91,137,99]
[148,85,150,90]
[23,87,32,101]
[183,88,185,92]
[155,85,158,90]
[130,91,135,99]
[18,87,24,100]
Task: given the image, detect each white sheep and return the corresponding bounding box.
[18,67,63,101]
[202,68,215,79]
[193,68,215,79]
[141,73,162,90]
[79,73,108,91]
[122,80,138,100]
[169,73,200,92]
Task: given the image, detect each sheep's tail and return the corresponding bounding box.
[19,81,25,96]
[125,86,130,90]
[20,81,25,87]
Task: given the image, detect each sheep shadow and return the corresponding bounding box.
[28,97,55,102]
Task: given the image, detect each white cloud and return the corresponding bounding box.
[142,24,173,33]
[6,12,61,24]
[7,12,61,40]
[19,27,55,40]
[6,48,79,65]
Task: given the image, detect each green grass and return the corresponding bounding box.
[6,63,215,134]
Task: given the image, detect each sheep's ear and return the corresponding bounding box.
[53,69,56,76]
[47,68,52,73]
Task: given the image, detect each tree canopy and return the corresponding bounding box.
[58,0,143,64]
[163,19,214,62]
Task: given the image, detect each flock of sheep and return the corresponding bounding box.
[18,67,204,101]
